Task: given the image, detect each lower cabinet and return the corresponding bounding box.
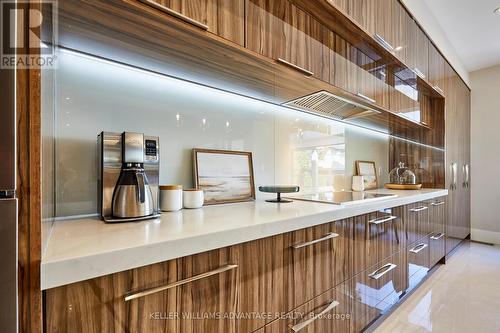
[45,199,454,333]
[45,247,240,333]
[350,251,407,332]
[407,236,431,290]
[263,283,352,333]
[405,202,431,246]
[352,207,406,276]
[428,197,446,267]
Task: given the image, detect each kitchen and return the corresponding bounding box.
[1,0,499,332]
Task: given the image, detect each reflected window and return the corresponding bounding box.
[292,144,345,191]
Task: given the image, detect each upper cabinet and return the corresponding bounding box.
[140,0,245,45]
[246,0,329,82]
[346,0,405,61]
[428,43,446,95]
[413,23,430,80]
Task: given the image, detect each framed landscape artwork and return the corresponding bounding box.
[356,160,378,190]
[193,149,256,205]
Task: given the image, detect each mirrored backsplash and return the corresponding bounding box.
[41,49,390,225]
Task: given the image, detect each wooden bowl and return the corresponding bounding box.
[384,183,423,190]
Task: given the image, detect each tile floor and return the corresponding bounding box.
[374,242,500,333]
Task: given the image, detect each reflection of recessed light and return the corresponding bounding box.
[394,46,403,51]
[495,6,500,14]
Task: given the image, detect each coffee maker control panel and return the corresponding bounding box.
[145,139,159,161]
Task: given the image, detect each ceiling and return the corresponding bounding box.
[423,0,500,72]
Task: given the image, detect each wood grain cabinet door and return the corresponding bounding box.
[237,235,286,332]
[45,247,240,333]
[140,0,245,45]
[405,202,431,246]
[428,43,446,94]
[246,0,329,82]
[407,236,431,290]
[329,32,360,95]
[413,25,429,80]
[264,283,352,333]
[284,220,353,312]
[350,251,407,333]
[353,208,405,276]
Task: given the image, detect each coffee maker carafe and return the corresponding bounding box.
[98,131,160,222]
[112,132,155,218]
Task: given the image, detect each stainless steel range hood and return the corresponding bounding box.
[282,90,381,121]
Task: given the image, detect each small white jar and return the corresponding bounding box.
[183,189,204,209]
[160,185,183,212]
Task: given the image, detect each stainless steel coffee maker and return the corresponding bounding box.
[97,131,160,222]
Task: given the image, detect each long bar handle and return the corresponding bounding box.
[374,34,394,52]
[430,233,445,240]
[139,0,209,30]
[463,164,470,189]
[356,92,376,104]
[431,201,445,206]
[409,243,428,254]
[369,215,398,225]
[410,206,428,212]
[368,263,397,280]
[290,300,340,332]
[450,162,458,190]
[277,58,314,76]
[124,264,238,301]
[293,232,339,249]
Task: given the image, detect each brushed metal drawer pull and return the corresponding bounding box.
[277,58,314,76]
[369,215,397,225]
[410,243,428,253]
[374,34,394,52]
[431,233,445,240]
[289,300,340,332]
[292,232,339,249]
[431,201,445,206]
[124,264,238,301]
[356,92,376,104]
[410,206,428,212]
[368,263,397,280]
[433,85,444,95]
[139,0,209,30]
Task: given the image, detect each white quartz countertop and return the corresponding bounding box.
[41,188,447,290]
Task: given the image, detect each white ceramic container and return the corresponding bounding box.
[160,185,183,212]
[183,189,204,209]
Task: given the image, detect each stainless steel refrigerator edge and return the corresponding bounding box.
[0,64,19,330]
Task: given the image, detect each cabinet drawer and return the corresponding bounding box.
[405,202,431,245]
[353,207,405,275]
[264,283,352,333]
[45,247,239,333]
[284,219,353,311]
[428,197,446,234]
[350,251,407,332]
[429,231,445,268]
[407,236,431,290]
[238,234,286,332]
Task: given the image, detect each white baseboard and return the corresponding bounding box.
[471,228,500,245]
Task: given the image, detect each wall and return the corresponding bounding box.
[40,49,390,225]
[402,0,470,86]
[470,64,500,244]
